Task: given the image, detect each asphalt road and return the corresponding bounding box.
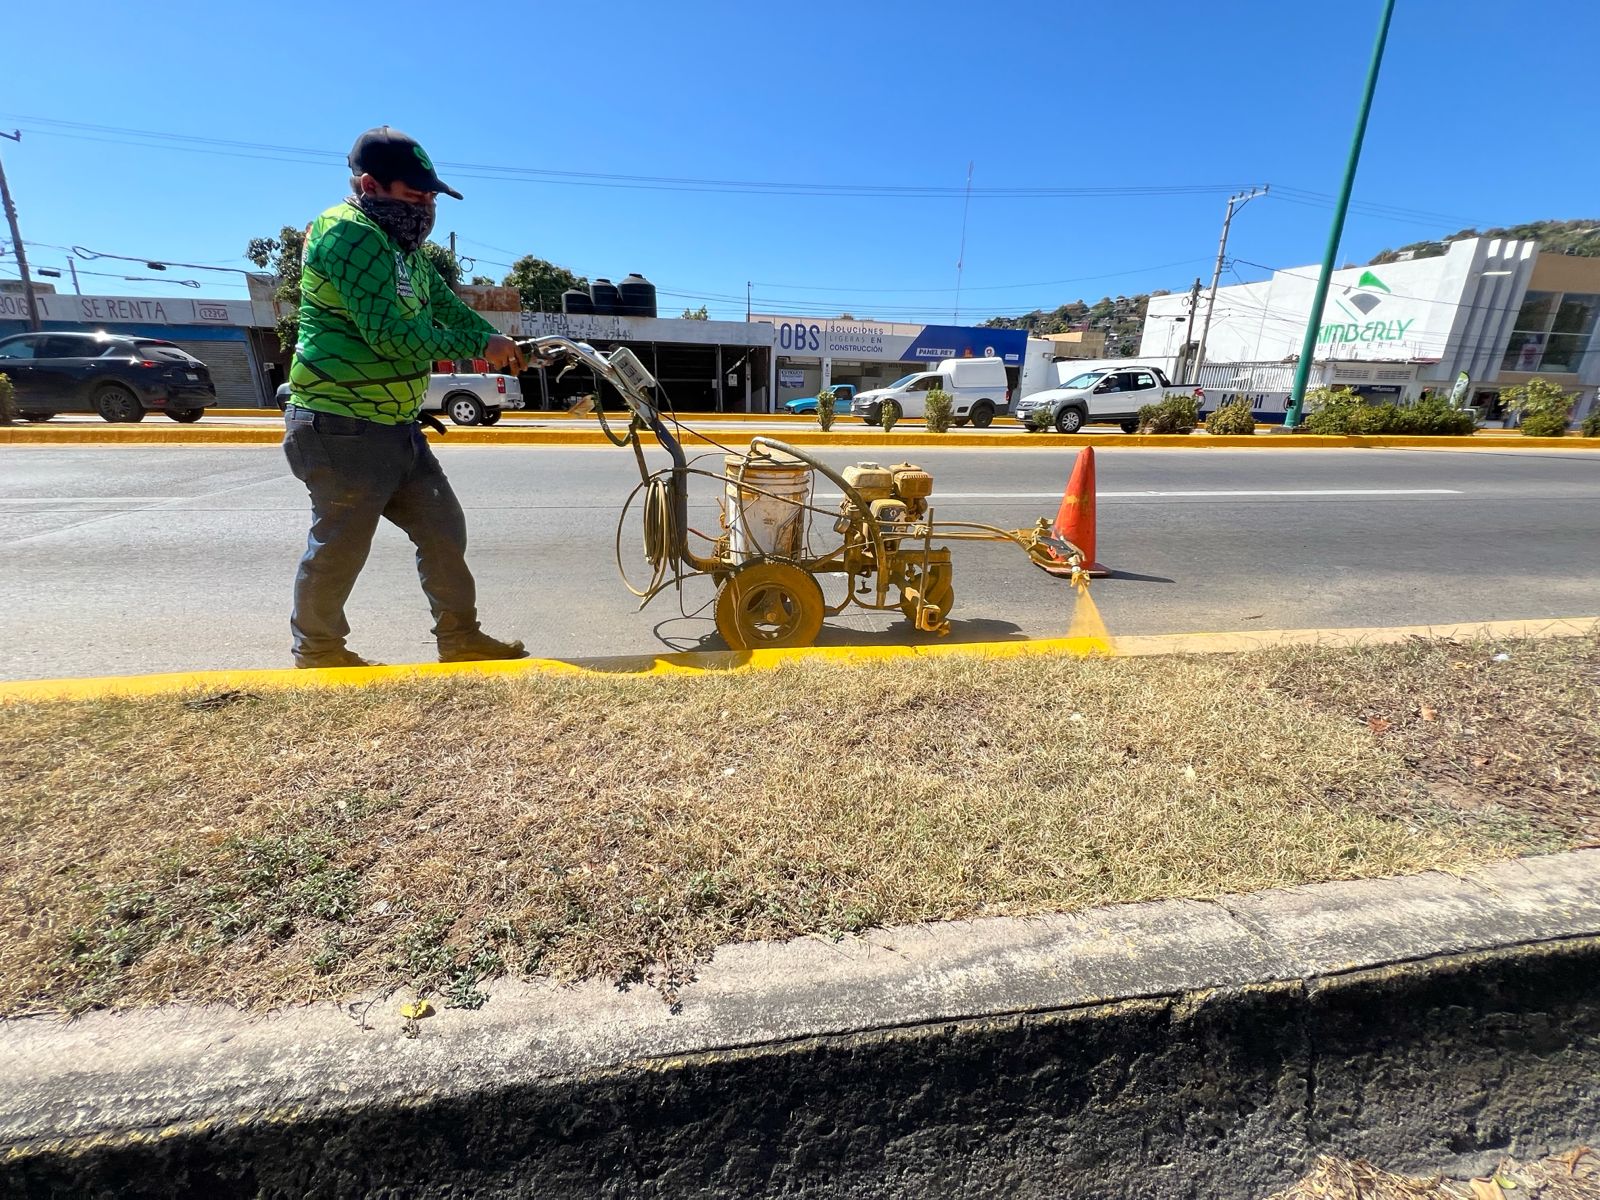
[1,441,1596,680]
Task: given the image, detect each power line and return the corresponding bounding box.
[2,114,1254,201]
[748,257,1210,294]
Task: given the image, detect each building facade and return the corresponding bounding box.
[522,311,773,411]
[754,315,1029,406]
[1138,237,1600,421]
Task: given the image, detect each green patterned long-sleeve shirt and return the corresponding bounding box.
[288,201,496,424]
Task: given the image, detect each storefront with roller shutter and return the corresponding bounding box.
[149,328,262,408]
[0,292,272,407]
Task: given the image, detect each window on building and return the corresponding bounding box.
[1501,290,1600,374]
[1542,293,1600,373]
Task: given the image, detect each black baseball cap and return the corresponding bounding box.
[348,126,463,199]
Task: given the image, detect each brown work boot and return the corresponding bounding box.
[294,648,382,669]
[438,631,529,663]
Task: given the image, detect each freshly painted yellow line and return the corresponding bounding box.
[3,426,1593,451]
[205,408,821,422]
[4,617,1594,705]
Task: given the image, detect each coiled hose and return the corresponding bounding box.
[615,472,678,600]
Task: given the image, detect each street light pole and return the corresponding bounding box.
[1192,185,1268,389]
[0,130,42,332]
[1284,0,1398,428]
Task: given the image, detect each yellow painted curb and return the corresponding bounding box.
[3,425,1594,451]
[4,617,1594,705]
[204,408,820,422]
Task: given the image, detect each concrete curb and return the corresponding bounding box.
[2,424,1593,450]
[4,851,1598,1197]
[3,615,1595,704]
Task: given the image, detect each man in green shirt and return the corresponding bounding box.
[283,126,529,668]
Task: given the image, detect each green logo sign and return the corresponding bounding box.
[1318,269,1413,346]
[413,145,435,171]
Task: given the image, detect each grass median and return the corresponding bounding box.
[2,635,1595,1016]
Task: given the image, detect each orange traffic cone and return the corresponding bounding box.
[1038,446,1109,578]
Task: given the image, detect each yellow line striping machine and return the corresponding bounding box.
[522,336,1087,652]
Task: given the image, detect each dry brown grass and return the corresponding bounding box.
[1,635,1594,1015]
[1266,1146,1599,1199]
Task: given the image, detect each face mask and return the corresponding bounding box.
[354,193,435,253]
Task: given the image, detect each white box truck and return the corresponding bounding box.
[851,356,1010,427]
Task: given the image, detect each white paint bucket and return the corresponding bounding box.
[724,452,811,561]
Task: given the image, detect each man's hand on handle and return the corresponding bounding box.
[484,335,526,375]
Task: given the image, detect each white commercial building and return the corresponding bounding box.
[754,315,1029,407]
[1138,237,1600,421]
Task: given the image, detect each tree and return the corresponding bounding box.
[471,275,496,286]
[245,225,307,350]
[680,305,709,320]
[1502,376,1577,437]
[502,255,586,312]
[420,241,461,286]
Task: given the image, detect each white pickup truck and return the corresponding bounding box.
[1013,364,1202,434]
[274,360,525,425]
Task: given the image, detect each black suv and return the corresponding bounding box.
[0,331,217,422]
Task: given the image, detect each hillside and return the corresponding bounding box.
[1370,218,1600,264]
[981,292,1164,357]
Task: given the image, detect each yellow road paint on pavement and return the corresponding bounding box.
[3,425,1593,451]
[4,617,1594,705]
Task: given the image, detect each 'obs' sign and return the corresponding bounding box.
[776,321,822,352]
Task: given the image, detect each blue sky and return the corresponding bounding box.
[3,0,1595,322]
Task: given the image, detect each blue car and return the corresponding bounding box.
[784,384,856,415]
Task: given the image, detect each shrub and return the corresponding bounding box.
[1205,396,1256,435]
[1138,394,1199,434]
[879,399,901,433]
[815,390,837,432]
[1582,408,1600,438]
[1502,377,1575,438]
[1301,386,1364,434]
[1301,388,1477,437]
[0,370,14,426]
[1402,393,1478,436]
[924,388,953,433]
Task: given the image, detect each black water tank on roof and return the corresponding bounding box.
[618,273,657,318]
[561,288,595,315]
[589,277,620,314]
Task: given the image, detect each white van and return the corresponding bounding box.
[851,356,1011,427]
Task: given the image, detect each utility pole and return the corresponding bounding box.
[746,281,751,322]
[1181,278,1202,382]
[1284,0,1397,429]
[954,160,974,324]
[67,257,81,295]
[1192,185,1268,389]
[0,131,42,332]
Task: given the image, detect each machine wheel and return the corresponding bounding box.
[953,416,970,427]
[715,561,825,651]
[880,399,903,426]
[1120,418,1141,434]
[166,407,204,423]
[1054,406,1084,435]
[94,384,145,423]
[899,558,955,627]
[968,401,995,429]
[483,408,503,425]
[20,412,54,422]
[447,394,486,426]
[1024,422,1045,433]
[861,404,881,425]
